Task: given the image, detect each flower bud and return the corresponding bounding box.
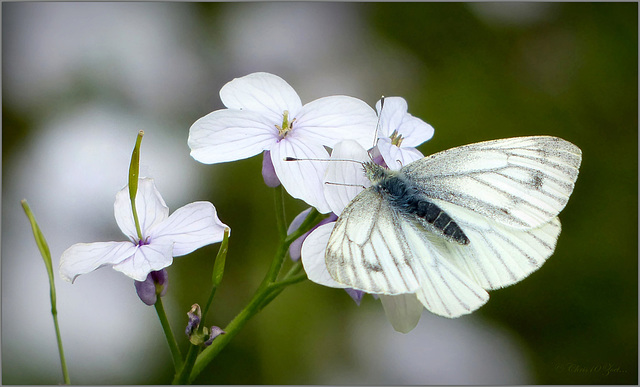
[288,212,337,261]
[134,269,169,306]
[204,326,225,347]
[185,304,202,337]
[262,150,280,187]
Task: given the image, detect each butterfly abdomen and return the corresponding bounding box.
[373,174,470,245]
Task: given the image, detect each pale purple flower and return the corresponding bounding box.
[375,96,434,170]
[188,72,378,213]
[59,178,228,282]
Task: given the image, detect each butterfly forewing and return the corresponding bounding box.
[401,136,582,229]
[326,189,421,294]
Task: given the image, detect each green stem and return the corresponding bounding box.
[260,186,295,288]
[200,285,217,328]
[52,311,70,384]
[174,228,230,383]
[283,208,324,245]
[187,204,323,383]
[173,344,200,384]
[260,274,308,310]
[154,297,183,371]
[260,232,291,292]
[279,257,304,279]
[270,271,307,291]
[188,281,275,383]
[274,185,287,240]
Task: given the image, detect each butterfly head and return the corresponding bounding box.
[363,161,393,184]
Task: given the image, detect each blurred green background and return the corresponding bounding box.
[2,2,637,385]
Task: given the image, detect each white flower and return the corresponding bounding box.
[375,96,434,170]
[59,178,228,282]
[300,140,424,333]
[188,72,378,213]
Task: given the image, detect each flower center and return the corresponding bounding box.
[275,110,296,138]
[389,129,404,147]
[137,236,151,247]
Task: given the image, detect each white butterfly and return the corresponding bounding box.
[302,136,582,329]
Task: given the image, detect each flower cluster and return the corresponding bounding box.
[188,72,435,332]
[58,72,435,332]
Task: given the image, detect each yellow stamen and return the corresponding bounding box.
[389,129,404,146]
[275,110,296,138]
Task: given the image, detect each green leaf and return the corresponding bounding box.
[21,199,70,384]
[21,200,54,280]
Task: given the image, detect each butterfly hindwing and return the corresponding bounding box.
[325,188,489,317]
[397,214,489,317]
[432,199,562,290]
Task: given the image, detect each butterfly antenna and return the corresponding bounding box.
[324,181,367,189]
[285,156,364,166]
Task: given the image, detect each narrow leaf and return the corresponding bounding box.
[21,200,54,275]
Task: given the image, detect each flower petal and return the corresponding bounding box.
[270,137,332,213]
[301,222,349,289]
[377,138,425,171]
[376,96,409,138]
[188,109,277,164]
[111,240,174,281]
[376,96,434,147]
[379,293,424,333]
[294,96,378,149]
[220,72,303,119]
[323,140,371,215]
[395,115,435,147]
[114,178,169,241]
[345,288,366,306]
[149,201,228,256]
[59,241,137,283]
